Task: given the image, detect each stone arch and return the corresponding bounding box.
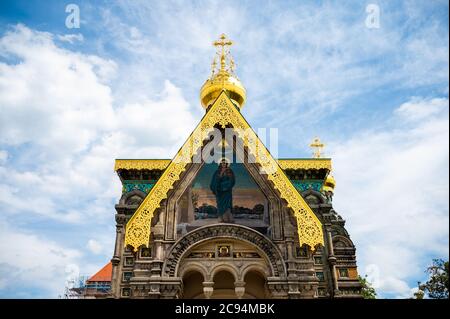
[301,189,326,205]
[119,189,147,206]
[330,225,349,237]
[211,270,236,299]
[332,235,354,248]
[241,263,270,281]
[243,270,268,299]
[209,264,239,282]
[181,270,205,299]
[162,224,287,278]
[179,262,209,281]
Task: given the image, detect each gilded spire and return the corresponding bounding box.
[200,34,246,110]
[310,137,325,158]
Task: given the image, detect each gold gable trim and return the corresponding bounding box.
[115,159,170,171]
[115,158,331,171]
[278,159,331,171]
[124,91,324,251]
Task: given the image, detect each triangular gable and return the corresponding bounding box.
[87,262,112,282]
[125,91,324,251]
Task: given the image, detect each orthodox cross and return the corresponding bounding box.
[213,34,233,71]
[310,137,325,158]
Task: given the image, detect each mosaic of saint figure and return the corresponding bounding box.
[210,158,235,222]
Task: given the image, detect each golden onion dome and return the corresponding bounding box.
[322,174,336,193]
[200,34,246,110]
[200,72,246,109]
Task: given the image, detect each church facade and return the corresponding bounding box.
[109,35,362,299]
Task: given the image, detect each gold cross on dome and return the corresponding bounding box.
[213,34,233,70]
[310,137,325,158]
[213,33,233,50]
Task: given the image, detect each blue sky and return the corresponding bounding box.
[0,0,448,298]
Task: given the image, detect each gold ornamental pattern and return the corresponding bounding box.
[114,159,171,171]
[114,158,331,172]
[278,159,332,171]
[124,91,324,251]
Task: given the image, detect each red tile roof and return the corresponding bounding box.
[87,262,112,282]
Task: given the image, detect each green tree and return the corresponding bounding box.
[416,259,449,299]
[358,275,377,299]
[413,285,424,299]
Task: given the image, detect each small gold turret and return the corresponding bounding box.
[322,174,336,193]
[200,34,246,110]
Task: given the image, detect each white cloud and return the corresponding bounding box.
[0,222,82,298]
[0,150,7,164]
[0,25,198,297]
[0,25,197,225]
[0,221,112,298]
[395,97,448,122]
[0,24,116,155]
[115,80,196,150]
[57,33,84,43]
[330,97,449,298]
[96,1,448,149]
[87,239,103,255]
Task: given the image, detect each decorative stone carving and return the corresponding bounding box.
[115,213,127,225]
[163,224,287,278]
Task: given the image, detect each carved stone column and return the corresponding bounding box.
[234,281,246,299]
[327,230,339,296]
[111,213,126,298]
[203,281,214,299]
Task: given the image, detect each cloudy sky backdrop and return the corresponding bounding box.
[0,0,448,298]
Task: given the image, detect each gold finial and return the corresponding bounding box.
[211,56,217,77]
[200,34,246,109]
[213,33,233,72]
[229,56,236,74]
[310,137,325,158]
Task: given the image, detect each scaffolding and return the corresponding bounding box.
[63,275,111,299]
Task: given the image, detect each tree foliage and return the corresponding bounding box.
[415,259,449,299]
[413,288,424,299]
[358,275,377,299]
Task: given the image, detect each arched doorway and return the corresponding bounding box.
[212,270,236,299]
[243,270,267,298]
[182,270,204,299]
[164,224,288,299]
